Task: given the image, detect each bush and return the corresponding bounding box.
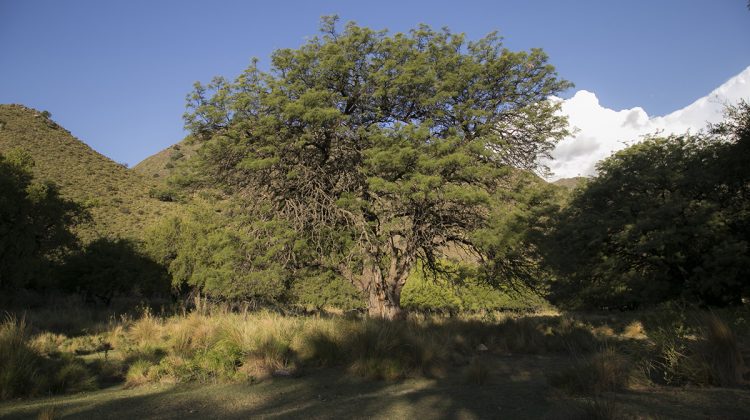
[291,270,365,311]
[401,262,549,313]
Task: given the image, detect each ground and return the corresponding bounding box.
[2,353,749,419]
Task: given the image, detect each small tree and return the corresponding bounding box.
[0,149,82,291]
[184,17,571,318]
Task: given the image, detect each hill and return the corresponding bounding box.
[133,138,199,180]
[0,104,177,241]
[552,176,587,190]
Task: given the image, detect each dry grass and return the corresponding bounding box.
[0,316,97,400]
[0,315,43,400]
[701,314,746,386]
[622,321,646,339]
[83,308,602,387]
[4,304,748,411]
[37,406,57,420]
[644,313,747,387]
[549,345,632,395]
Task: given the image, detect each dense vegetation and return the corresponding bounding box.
[543,101,750,309]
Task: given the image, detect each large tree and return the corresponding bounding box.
[184,17,571,318]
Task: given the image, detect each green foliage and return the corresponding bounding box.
[0,149,82,291]
[401,261,549,313]
[290,270,365,311]
[543,103,750,308]
[182,17,571,316]
[59,238,170,305]
[145,200,291,302]
[472,171,566,293]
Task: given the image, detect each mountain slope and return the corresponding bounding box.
[0,104,177,241]
[133,138,199,180]
[552,177,587,190]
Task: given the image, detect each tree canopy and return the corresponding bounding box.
[182,17,571,318]
[0,149,83,291]
[542,102,750,308]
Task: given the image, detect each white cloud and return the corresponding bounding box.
[546,65,750,180]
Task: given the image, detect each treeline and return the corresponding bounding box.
[0,148,545,312]
[3,103,748,313]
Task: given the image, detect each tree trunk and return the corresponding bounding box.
[367,282,405,320]
[355,260,407,320]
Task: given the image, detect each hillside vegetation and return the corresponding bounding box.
[132,138,199,180]
[0,104,177,241]
[551,176,587,190]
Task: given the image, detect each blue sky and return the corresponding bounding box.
[1,0,748,166]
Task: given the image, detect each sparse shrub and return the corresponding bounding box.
[148,186,178,202]
[169,150,184,161]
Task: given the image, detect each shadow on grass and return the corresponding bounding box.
[0,356,565,419]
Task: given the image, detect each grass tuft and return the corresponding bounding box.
[0,315,48,400]
[549,346,630,395]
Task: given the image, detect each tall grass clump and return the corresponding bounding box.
[0,315,44,399]
[549,346,631,395]
[645,313,746,387]
[344,318,448,380]
[701,314,746,387]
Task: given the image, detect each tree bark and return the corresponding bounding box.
[354,257,408,320]
[367,281,405,320]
